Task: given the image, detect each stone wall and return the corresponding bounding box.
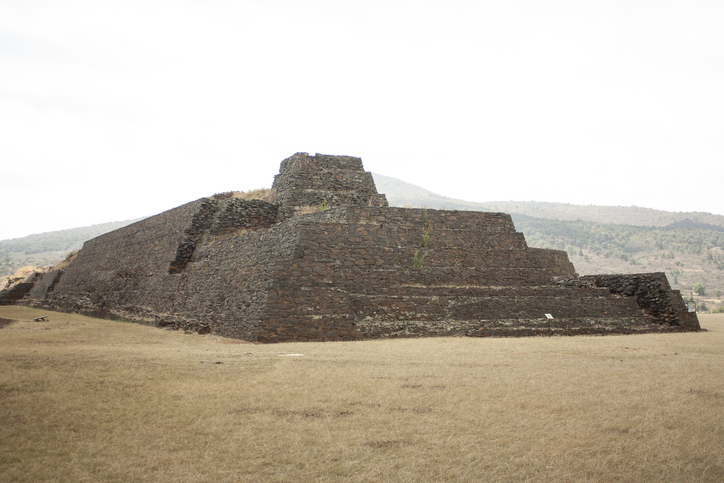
[574,273,700,330]
[0,271,46,305]
[248,207,696,341]
[208,198,278,236]
[22,197,297,336]
[169,196,278,273]
[0,282,36,305]
[24,199,201,317]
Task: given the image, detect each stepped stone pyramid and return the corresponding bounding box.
[21,153,700,342]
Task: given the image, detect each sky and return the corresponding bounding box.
[1,0,723,240]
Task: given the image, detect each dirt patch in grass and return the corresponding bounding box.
[0,317,14,328]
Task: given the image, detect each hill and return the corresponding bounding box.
[372,173,724,228]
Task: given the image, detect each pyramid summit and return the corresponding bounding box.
[17,152,700,341]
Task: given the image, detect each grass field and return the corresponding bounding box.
[1,307,723,482]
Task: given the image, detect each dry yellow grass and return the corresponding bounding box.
[50,251,78,271]
[1,307,722,482]
[230,188,271,200]
[294,204,325,215]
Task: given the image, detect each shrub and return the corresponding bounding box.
[412,250,426,269]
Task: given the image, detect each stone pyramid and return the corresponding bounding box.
[21,153,700,341]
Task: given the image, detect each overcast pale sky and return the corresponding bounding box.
[1,0,722,240]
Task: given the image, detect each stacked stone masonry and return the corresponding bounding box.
[0,271,45,306]
[270,152,388,221]
[1,282,36,306]
[19,152,700,341]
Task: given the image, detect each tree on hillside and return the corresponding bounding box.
[693,282,706,296]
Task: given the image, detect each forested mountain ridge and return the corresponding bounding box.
[479,202,724,228]
[372,173,724,228]
[511,214,723,304]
